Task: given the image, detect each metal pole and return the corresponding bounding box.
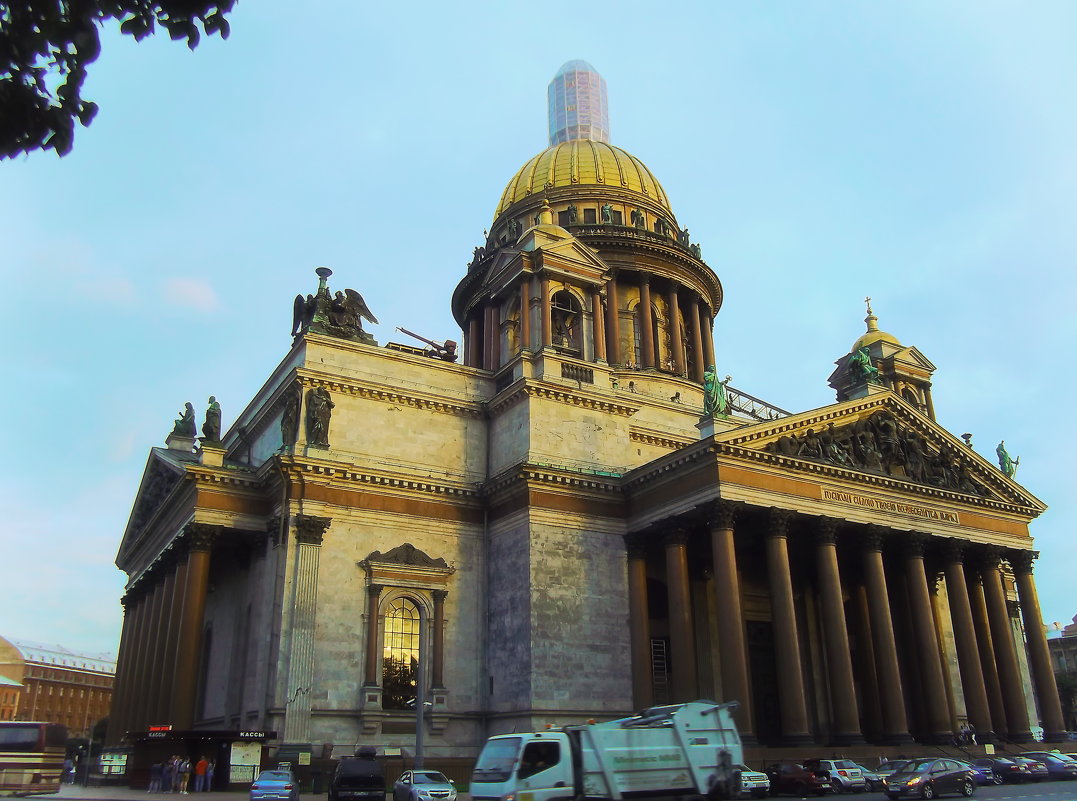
[414,611,425,770]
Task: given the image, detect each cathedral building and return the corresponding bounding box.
[107,62,1064,776]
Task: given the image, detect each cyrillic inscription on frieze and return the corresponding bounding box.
[822,488,959,524]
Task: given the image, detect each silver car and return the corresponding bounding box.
[392,771,457,801]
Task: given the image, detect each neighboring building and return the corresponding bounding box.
[107,62,1065,770]
[547,59,609,145]
[0,636,115,736]
[0,674,21,720]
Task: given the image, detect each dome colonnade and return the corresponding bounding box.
[453,140,722,384]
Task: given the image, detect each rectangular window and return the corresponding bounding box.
[610,210,623,225]
[583,208,597,224]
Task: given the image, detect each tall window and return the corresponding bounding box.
[383,597,420,710]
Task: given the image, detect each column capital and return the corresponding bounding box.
[295,514,330,545]
[625,532,649,559]
[970,544,1004,572]
[1008,549,1038,575]
[768,507,793,539]
[265,515,282,547]
[708,500,740,530]
[816,516,840,545]
[367,583,385,597]
[665,526,691,547]
[431,589,448,603]
[639,272,651,287]
[862,524,889,552]
[901,532,929,559]
[939,539,967,565]
[184,522,220,552]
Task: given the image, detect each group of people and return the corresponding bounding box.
[148,755,216,793]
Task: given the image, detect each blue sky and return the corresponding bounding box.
[2,1,1074,656]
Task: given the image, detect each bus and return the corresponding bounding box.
[0,722,68,796]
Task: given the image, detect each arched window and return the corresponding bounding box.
[382,597,421,710]
[551,290,582,354]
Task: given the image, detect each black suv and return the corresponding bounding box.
[329,750,385,801]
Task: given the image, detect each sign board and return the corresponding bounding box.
[148,725,173,732]
[984,744,995,755]
[298,753,311,766]
[99,753,128,776]
[230,741,262,784]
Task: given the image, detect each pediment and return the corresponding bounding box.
[531,235,610,279]
[713,394,1044,513]
[889,345,935,372]
[116,448,196,561]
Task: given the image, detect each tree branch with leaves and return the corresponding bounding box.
[0,0,234,159]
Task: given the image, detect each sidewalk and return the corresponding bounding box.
[40,787,325,801]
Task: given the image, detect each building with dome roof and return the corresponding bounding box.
[106,63,1064,780]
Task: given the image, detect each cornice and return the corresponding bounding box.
[186,463,262,489]
[295,369,484,419]
[623,442,719,490]
[488,381,640,418]
[629,429,694,451]
[277,455,480,500]
[483,461,624,499]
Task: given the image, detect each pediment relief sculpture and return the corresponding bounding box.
[763,410,988,496]
[366,542,451,570]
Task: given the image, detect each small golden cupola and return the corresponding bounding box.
[828,298,938,419]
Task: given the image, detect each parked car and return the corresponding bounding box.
[1009,756,1049,781]
[250,770,299,801]
[803,759,866,793]
[971,757,1031,784]
[882,758,975,799]
[876,761,910,783]
[764,761,830,796]
[392,771,456,801]
[852,762,884,790]
[733,764,769,798]
[1019,752,1077,780]
[952,761,997,786]
[329,752,386,801]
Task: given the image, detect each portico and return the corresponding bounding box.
[621,394,1062,746]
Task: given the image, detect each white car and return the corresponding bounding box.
[734,764,770,799]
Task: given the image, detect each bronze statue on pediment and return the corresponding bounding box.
[291,267,378,345]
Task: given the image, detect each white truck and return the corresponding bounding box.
[470,701,743,801]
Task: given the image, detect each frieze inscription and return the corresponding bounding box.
[822,488,959,524]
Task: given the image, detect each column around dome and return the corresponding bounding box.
[667,282,685,376]
[689,295,705,382]
[605,273,621,365]
[639,275,655,369]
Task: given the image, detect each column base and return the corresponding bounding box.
[780,733,815,746]
[829,732,866,746]
[1007,730,1034,742]
[880,732,916,745]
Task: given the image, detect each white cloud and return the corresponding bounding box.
[162,277,221,312]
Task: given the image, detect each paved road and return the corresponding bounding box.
[35,783,1077,801]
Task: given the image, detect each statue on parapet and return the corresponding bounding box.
[291,267,378,345]
[996,440,1019,478]
[201,396,222,442]
[848,345,880,382]
[172,402,196,437]
[703,366,729,417]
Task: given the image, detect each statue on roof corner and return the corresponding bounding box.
[848,345,881,383]
[172,402,196,438]
[291,267,379,345]
[201,396,222,442]
[996,440,1019,478]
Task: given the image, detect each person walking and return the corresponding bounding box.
[149,761,163,792]
[205,760,215,791]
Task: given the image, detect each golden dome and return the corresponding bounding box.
[494,140,672,220]
[852,301,901,351]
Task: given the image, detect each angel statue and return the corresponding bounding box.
[703,366,729,417]
[329,289,379,333]
[996,440,1019,478]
